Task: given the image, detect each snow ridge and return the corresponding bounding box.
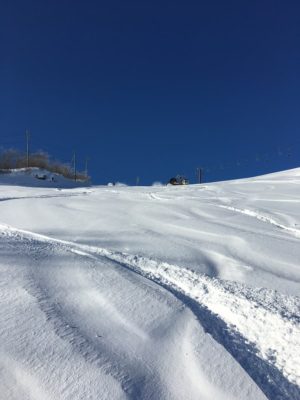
[1,223,299,400]
[219,205,300,238]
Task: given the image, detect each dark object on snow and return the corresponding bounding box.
[35,173,47,180]
[169,175,189,185]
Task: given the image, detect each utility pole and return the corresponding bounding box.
[85,157,89,178]
[72,151,77,181]
[196,167,203,184]
[26,129,30,168]
[136,176,140,186]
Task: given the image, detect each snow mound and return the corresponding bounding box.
[0,168,90,188]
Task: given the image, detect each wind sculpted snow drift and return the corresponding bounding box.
[0,168,299,399]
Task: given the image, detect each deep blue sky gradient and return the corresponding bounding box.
[1,0,300,184]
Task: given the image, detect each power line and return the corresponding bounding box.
[201,143,298,175]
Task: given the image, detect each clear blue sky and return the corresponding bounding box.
[1,0,300,184]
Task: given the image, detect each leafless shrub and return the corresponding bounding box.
[27,152,49,169]
[0,149,23,169]
[0,148,90,182]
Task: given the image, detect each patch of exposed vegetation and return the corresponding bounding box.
[0,149,89,182]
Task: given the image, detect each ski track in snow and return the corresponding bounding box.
[1,223,299,400]
[218,205,300,239]
[0,191,91,203]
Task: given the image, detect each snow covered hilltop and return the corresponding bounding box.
[0,168,299,400]
[0,168,90,188]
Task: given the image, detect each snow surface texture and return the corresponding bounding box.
[0,168,300,399]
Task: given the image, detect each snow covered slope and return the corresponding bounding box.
[0,168,89,188]
[0,168,299,399]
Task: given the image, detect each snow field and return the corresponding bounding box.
[1,222,299,398]
[0,230,267,400]
[0,167,300,399]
